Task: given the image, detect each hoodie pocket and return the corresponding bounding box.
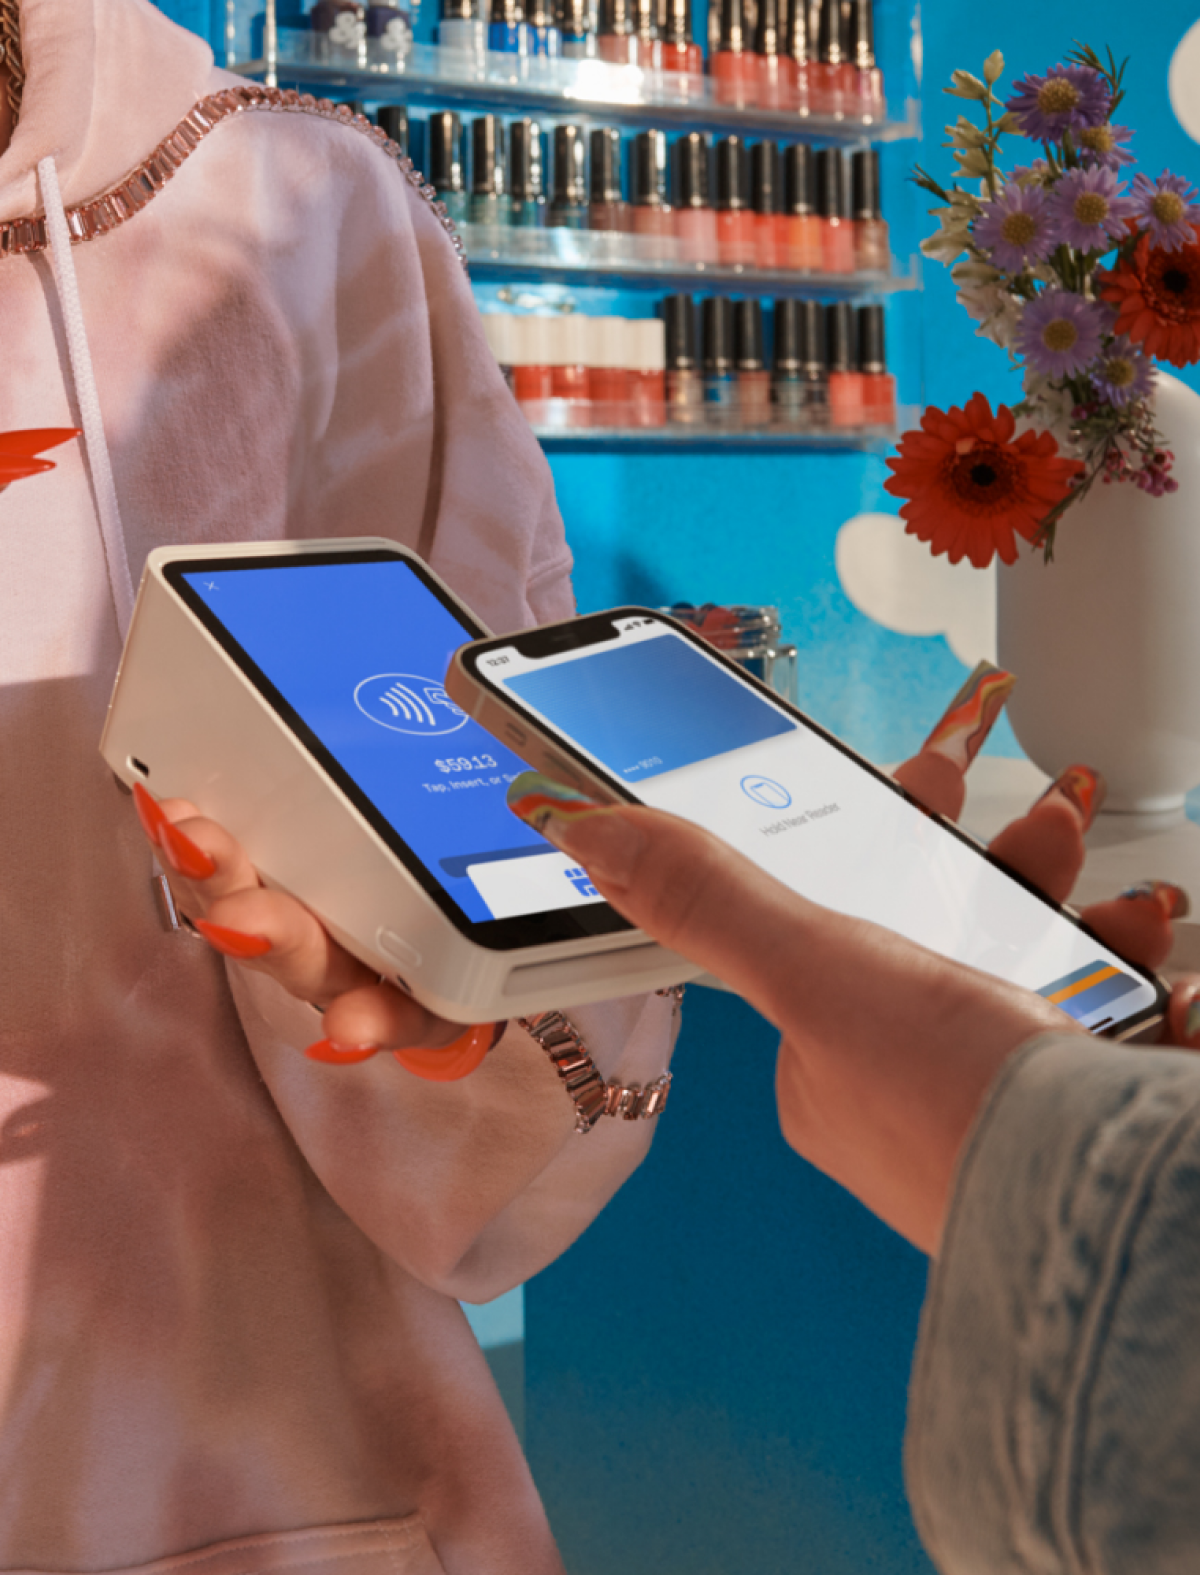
[25,1518,447,1575]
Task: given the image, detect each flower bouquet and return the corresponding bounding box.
[886,45,1200,566]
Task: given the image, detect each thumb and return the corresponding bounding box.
[508,773,807,1011]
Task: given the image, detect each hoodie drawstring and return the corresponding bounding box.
[38,154,135,643]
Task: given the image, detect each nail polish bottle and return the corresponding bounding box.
[663,294,705,425]
[549,124,590,228]
[631,130,676,260]
[550,312,591,423]
[772,297,828,427]
[526,0,564,52]
[816,146,856,273]
[851,147,889,273]
[784,0,812,116]
[469,115,508,224]
[702,296,738,426]
[631,318,667,427]
[751,140,786,270]
[366,2,413,65]
[783,143,823,270]
[375,105,409,156]
[488,0,533,54]
[311,0,367,63]
[597,0,638,63]
[658,0,702,77]
[811,0,848,116]
[849,0,884,120]
[673,132,719,265]
[715,137,757,268]
[427,111,468,224]
[588,316,633,426]
[509,119,547,227]
[827,300,865,427]
[513,315,555,411]
[633,0,660,67]
[734,299,771,427]
[857,303,896,426]
[557,0,597,54]
[481,312,518,390]
[589,127,630,231]
[712,0,757,107]
[439,0,487,61]
[754,0,790,109]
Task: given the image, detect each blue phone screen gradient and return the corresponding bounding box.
[505,636,794,780]
[181,561,549,925]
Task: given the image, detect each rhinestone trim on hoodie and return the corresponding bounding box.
[0,83,468,267]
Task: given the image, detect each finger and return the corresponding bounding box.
[1080,881,1190,973]
[891,662,1015,821]
[1166,980,1200,1049]
[986,765,1105,905]
[317,978,470,1054]
[132,783,262,911]
[197,885,379,1005]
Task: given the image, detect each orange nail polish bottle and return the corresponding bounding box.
[827,301,866,428]
[816,147,856,274]
[712,0,757,107]
[783,143,822,271]
[715,136,757,268]
[858,304,896,427]
[751,140,785,271]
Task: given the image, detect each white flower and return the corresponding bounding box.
[922,227,973,263]
[955,278,1024,347]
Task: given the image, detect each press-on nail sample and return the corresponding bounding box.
[921,661,1017,772]
[1118,880,1191,920]
[1038,763,1107,830]
[507,771,611,835]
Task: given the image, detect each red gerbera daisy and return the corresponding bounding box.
[883,394,1084,568]
[1099,224,1200,366]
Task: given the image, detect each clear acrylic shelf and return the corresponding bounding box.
[461,223,919,296]
[236,36,920,142]
[528,415,910,453]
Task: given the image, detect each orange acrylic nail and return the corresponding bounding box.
[193,919,272,959]
[921,661,1017,772]
[1040,764,1107,831]
[132,780,168,846]
[158,818,217,881]
[305,1038,382,1064]
[393,1021,497,1082]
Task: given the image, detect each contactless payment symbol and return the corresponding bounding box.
[740,774,792,809]
[354,673,469,736]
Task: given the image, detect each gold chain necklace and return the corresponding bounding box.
[0,0,22,124]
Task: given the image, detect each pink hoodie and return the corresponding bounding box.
[0,4,676,1571]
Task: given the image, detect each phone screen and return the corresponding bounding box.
[166,552,619,942]
[475,614,1164,1033]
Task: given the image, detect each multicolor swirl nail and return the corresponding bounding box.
[1037,764,1108,831]
[506,771,612,837]
[1118,880,1191,921]
[921,661,1016,772]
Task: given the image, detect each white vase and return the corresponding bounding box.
[996,371,1200,814]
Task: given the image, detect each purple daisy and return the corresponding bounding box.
[1129,171,1200,252]
[1075,122,1135,170]
[1046,166,1135,252]
[1006,63,1111,142]
[1089,337,1156,408]
[973,183,1055,272]
[1015,288,1107,379]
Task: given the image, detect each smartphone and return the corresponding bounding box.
[448,608,1169,1040]
[101,546,698,1022]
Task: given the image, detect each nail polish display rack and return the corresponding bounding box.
[230,5,920,451]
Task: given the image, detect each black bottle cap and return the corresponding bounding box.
[849,0,874,67]
[552,124,588,206]
[557,0,592,33]
[510,119,545,201]
[785,0,810,63]
[752,140,779,216]
[598,0,633,34]
[816,0,843,63]
[715,137,749,212]
[375,104,408,153]
[851,147,881,219]
[774,298,826,372]
[784,142,814,215]
[632,129,669,207]
[826,301,857,372]
[674,132,710,209]
[663,294,698,371]
[440,0,476,18]
[633,0,658,41]
[527,0,555,25]
[661,0,692,46]
[490,0,524,24]
[857,303,886,372]
[754,0,781,56]
[702,296,735,374]
[816,146,846,219]
[589,127,623,205]
[734,299,765,372]
[426,111,463,192]
[471,115,506,197]
[716,0,746,52]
